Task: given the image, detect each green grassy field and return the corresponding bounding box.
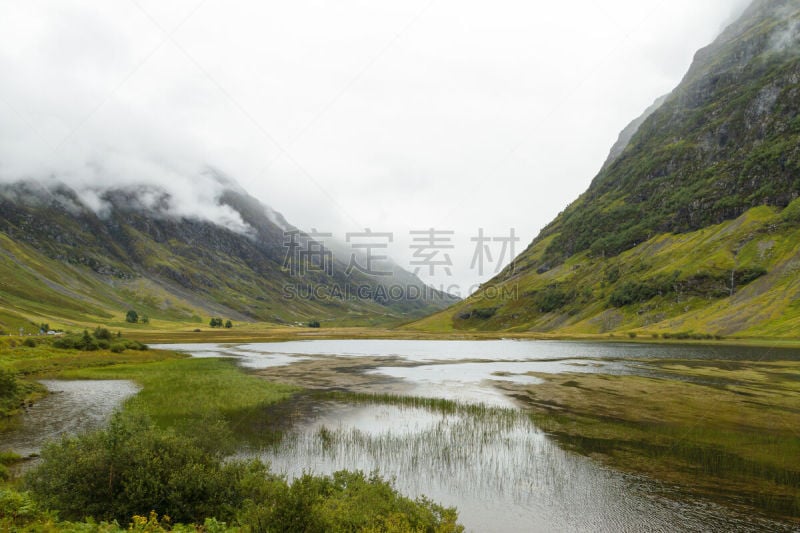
[411,205,800,338]
[61,357,298,446]
[0,333,467,532]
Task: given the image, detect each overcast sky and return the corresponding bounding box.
[0,0,752,295]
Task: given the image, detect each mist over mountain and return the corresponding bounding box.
[413,0,800,337]
[0,175,456,331]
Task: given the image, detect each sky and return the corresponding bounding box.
[0,0,752,296]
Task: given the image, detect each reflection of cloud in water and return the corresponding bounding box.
[256,401,787,533]
[152,340,797,532]
[153,343,309,368]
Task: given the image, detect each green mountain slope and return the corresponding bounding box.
[0,181,455,332]
[412,0,800,338]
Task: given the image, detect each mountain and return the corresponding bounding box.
[0,178,456,332]
[412,0,800,337]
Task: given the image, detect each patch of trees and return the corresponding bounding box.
[307,320,321,328]
[609,275,676,307]
[660,331,722,340]
[533,285,576,313]
[209,318,233,328]
[52,329,148,353]
[457,307,498,320]
[125,310,149,324]
[608,267,767,307]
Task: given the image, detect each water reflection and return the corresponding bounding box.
[255,400,791,533]
[0,380,139,457]
[158,340,800,532]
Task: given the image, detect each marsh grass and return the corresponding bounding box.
[522,364,800,518]
[260,393,551,507]
[59,357,298,446]
[318,390,518,421]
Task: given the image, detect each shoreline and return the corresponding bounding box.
[122,325,800,350]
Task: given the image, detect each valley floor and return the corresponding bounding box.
[1,332,799,528]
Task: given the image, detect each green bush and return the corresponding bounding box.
[25,414,462,531]
[239,470,462,533]
[0,488,40,527]
[52,336,75,349]
[22,337,37,348]
[534,285,574,313]
[25,413,262,524]
[124,340,148,351]
[307,320,321,328]
[94,327,112,341]
[0,369,18,402]
[53,332,147,352]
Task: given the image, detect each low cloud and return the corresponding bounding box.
[0,1,754,289]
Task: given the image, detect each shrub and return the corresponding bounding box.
[94,327,112,341]
[0,453,21,482]
[126,310,139,324]
[25,413,258,524]
[52,337,75,349]
[457,308,498,320]
[52,332,147,352]
[25,414,462,531]
[0,370,20,418]
[471,308,497,319]
[240,470,463,533]
[307,320,321,328]
[124,340,148,351]
[0,488,40,526]
[534,285,574,313]
[22,338,37,348]
[0,370,18,400]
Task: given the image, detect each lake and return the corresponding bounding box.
[161,339,800,532]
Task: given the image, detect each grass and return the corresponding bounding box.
[409,204,800,339]
[320,390,517,420]
[514,361,800,519]
[59,357,298,446]
[0,339,179,431]
[0,337,298,446]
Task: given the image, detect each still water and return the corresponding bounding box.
[0,379,139,457]
[166,339,799,532]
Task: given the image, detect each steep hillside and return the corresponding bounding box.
[412,0,800,337]
[0,180,455,332]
